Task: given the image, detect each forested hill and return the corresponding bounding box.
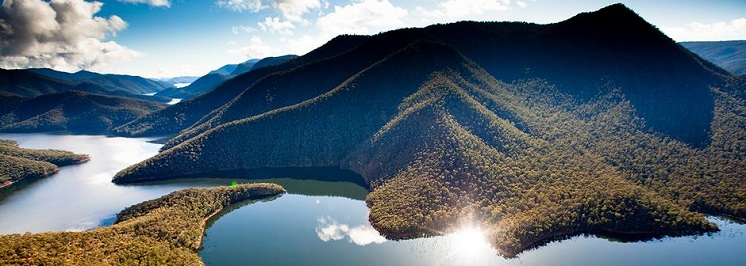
[0,91,166,134]
[113,4,745,257]
[27,68,171,95]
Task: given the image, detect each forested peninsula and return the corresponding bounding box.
[0,139,89,189]
[0,183,285,265]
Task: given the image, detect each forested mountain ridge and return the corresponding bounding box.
[113,4,744,257]
[0,91,166,134]
[111,35,369,137]
[27,68,171,95]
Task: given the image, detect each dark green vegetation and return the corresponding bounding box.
[0,68,172,103]
[0,139,88,189]
[0,91,166,134]
[681,40,746,74]
[112,4,744,257]
[27,68,171,95]
[0,183,285,265]
[155,55,298,99]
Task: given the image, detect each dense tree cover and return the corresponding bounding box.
[681,41,746,75]
[111,35,368,137]
[0,91,166,134]
[27,68,171,95]
[0,183,285,265]
[0,139,88,188]
[112,4,744,257]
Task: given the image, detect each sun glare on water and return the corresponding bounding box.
[449,227,492,257]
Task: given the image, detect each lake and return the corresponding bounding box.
[0,133,744,265]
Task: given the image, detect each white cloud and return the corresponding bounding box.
[216,0,263,12]
[273,0,320,22]
[0,0,139,72]
[316,0,408,37]
[418,0,512,19]
[315,217,387,246]
[119,0,170,7]
[232,25,258,34]
[227,35,281,58]
[258,16,295,35]
[661,18,746,42]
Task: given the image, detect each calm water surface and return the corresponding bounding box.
[0,133,234,234]
[0,133,744,265]
[199,180,746,266]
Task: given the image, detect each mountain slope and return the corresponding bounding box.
[422,3,727,146]
[112,4,744,257]
[28,68,171,95]
[0,91,166,134]
[681,40,746,75]
[111,35,369,137]
[0,69,75,98]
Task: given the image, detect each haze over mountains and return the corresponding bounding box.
[108,4,745,256]
[154,55,298,99]
[681,40,746,75]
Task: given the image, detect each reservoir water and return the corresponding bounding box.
[0,133,744,265]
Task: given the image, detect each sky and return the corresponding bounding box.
[0,0,744,78]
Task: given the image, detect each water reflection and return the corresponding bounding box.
[316,216,387,246]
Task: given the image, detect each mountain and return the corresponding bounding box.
[113,36,368,137]
[0,139,89,189]
[0,69,173,104]
[0,69,75,98]
[28,68,171,95]
[681,40,746,74]
[0,91,167,134]
[112,4,744,257]
[155,56,299,99]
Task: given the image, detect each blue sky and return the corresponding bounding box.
[1,0,745,78]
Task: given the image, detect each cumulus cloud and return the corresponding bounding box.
[258,16,295,35]
[316,0,408,36]
[315,216,387,246]
[216,0,263,12]
[119,0,170,7]
[273,0,320,22]
[0,0,139,71]
[227,35,281,58]
[661,18,746,42]
[418,0,512,18]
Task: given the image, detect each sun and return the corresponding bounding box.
[450,226,490,256]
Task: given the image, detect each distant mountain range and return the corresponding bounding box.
[154,55,298,99]
[111,4,744,257]
[0,91,166,134]
[0,68,172,104]
[681,40,746,75]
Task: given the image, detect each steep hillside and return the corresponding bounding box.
[0,91,166,134]
[0,139,89,189]
[112,4,744,256]
[111,35,369,137]
[681,40,746,74]
[157,55,299,99]
[423,3,727,146]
